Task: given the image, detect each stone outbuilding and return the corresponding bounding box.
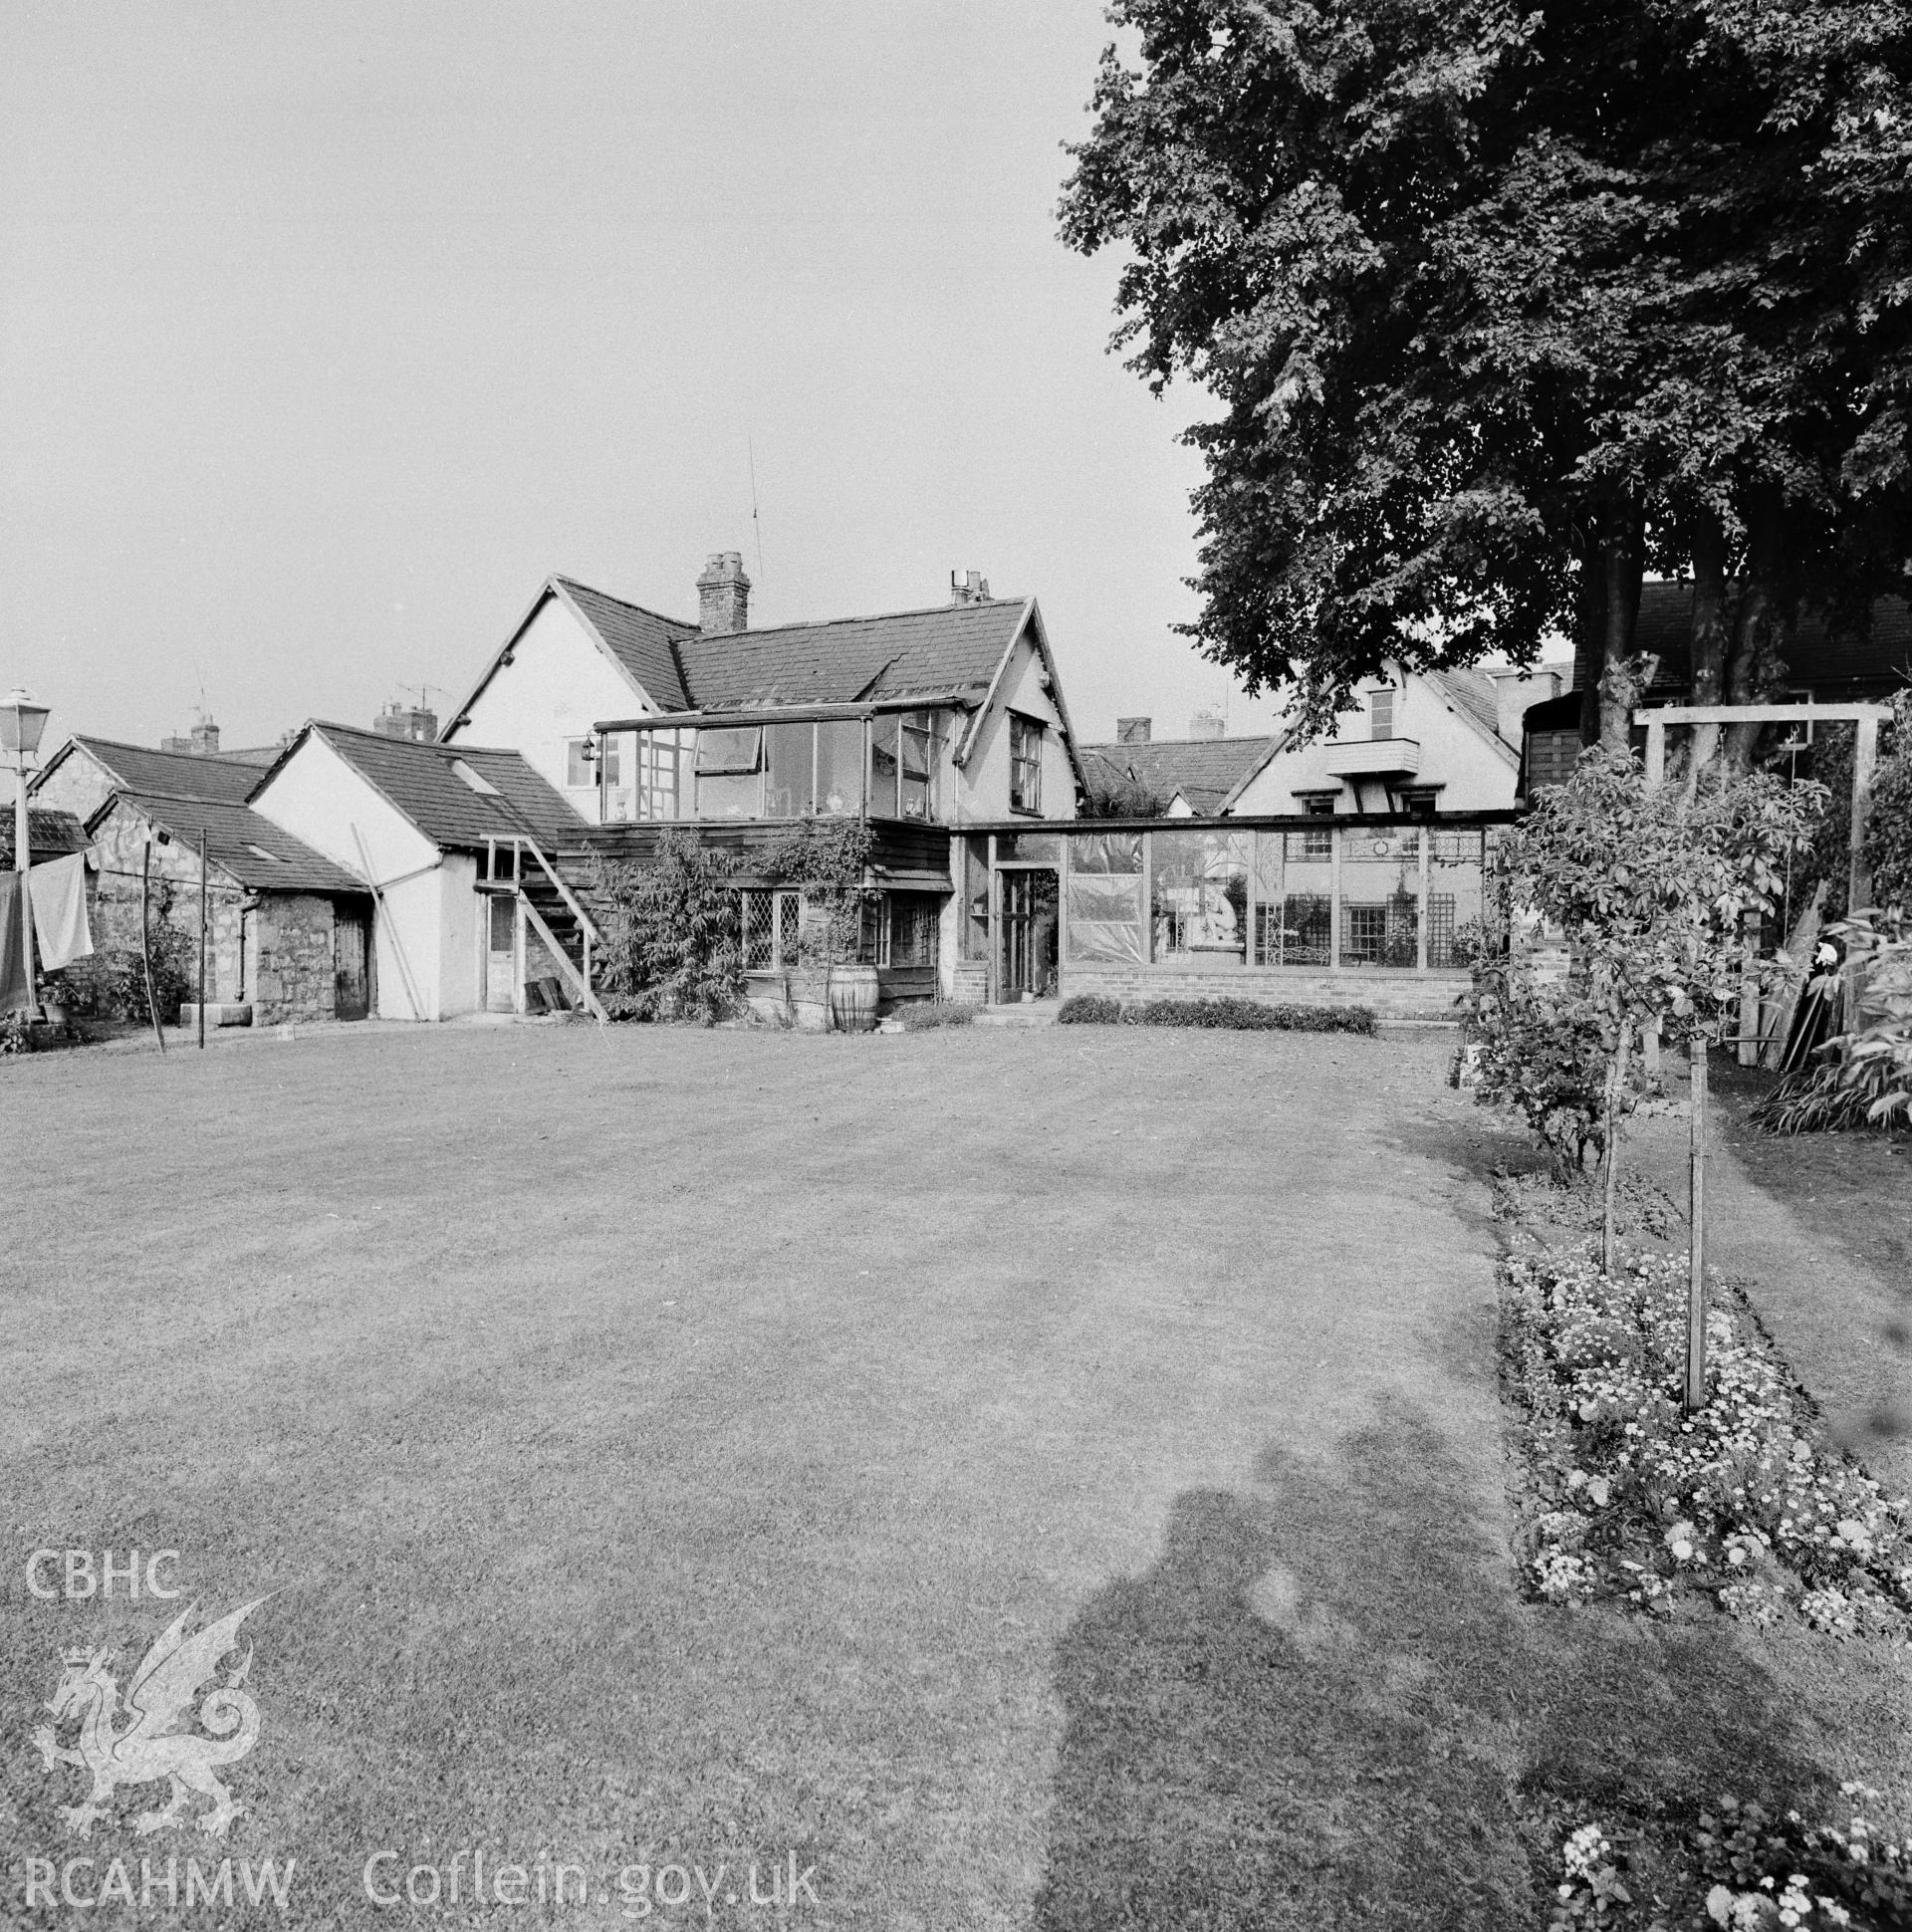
[84,792,372,1024]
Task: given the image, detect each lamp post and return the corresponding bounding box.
[1,688,52,1021]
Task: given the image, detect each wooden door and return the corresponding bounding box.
[333,906,371,1021]
[486,894,517,1013]
[999,870,1059,1000]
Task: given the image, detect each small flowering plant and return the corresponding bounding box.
[1548,1790,1910,1930]
[1500,1223,1911,1635]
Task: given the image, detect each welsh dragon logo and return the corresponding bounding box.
[32,1597,268,1838]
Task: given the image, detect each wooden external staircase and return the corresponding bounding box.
[479,835,609,1023]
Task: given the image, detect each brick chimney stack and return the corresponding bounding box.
[1189,708,1225,741]
[697,552,751,634]
[1116,716,1151,744]
[949,569,991,605]
[162,716,221,755]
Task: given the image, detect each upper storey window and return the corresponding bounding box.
[1009,714,1044,815]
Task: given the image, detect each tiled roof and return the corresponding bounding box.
[0,807,89,866]
[670,599,1029,712]
[60,735,265,805]
[555,579,695,711]
[100,794,367,894]
[1080,736,1277,814]
[306,723,589,851]
[1636,585,1912,699]
[1428,667,1506,744]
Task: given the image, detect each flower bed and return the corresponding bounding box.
[1500,1212,1912,1638]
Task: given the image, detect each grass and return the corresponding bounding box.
[2,1026,1904,1928]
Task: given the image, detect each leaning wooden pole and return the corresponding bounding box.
[197,829,208,1051]
[1685,1036,1709,1412]
[140,837,165,1054]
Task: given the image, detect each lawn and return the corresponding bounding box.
[0,1024,1902,1928]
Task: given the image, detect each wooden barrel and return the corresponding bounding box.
[828,964,880,1033]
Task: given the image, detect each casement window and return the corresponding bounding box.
[740,888,802,970]
[1009,714,1044,815]
[1369,688,1396,740]
[868,712,944,819]
[564,737,620,789]
[694,726,764,819]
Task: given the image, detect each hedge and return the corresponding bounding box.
[1058,993,1375,1035]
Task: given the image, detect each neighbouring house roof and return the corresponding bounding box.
[1428,667,1506,744]
[266,722,589,853]
[1632,585,1911,700]
[91,793,368,895]
[0,807,90,866]
[670,599,1033,711]
[1079,737,1277,816]
[36,734,268,806]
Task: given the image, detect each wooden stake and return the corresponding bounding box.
[1600,1024,1631,1277]
[197,829,208,1050]
[140,838,165,1054]
[1686,1037,1708,1412]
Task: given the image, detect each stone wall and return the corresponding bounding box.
[250,893,338,1023]
[87,809,246,1006]
[1059,963,1468,1022]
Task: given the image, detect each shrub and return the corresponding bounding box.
[1057,993,1122,1025]
[894,1001,974,1031]
[1118,996,1376,1035]
[590,833,746,1025]
[49,883,196,1025]
[1460,957,1616,1172]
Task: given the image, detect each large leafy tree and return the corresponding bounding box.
[1061,0,1912,752]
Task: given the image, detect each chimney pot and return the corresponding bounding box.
[949,569,991,605]
[697,551,751,633]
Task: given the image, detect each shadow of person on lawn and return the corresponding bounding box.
[1033,1415,1829,1932]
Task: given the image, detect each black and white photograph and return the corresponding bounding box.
[4,3,1909,1926]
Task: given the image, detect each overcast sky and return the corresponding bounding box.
[1,2,1292,761]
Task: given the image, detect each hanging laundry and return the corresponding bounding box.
[0,874,30,1012]
[28,852,94,971]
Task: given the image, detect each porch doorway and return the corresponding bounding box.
[998,868,1059,1001]
[334,907,371,1021]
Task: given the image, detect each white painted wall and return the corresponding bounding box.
[1228,671,1519,815]
[445,596,649,822]
[250,732,457,1021]
[954,627,1078,824]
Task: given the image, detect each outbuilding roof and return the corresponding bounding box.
[94,793,368,894]
[275,723,589,852]
[42,735,267,806]
[1080,736,1278,815]
[0,807,90,866]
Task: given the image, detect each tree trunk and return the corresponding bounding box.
[1722,481,1792,773]
[1573,520,1609,748]
[1595,499,1646,751]
[1600,1024,1632,1278]
[1685,506,1730,788]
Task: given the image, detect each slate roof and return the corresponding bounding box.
[97,794,366,894]
[0,807,89,866]
[1429,667,1507,744]
[54,735,265,806]
[667,599,1030,712]
[1079,736,1277,815]
[1634,585,1912,699]
[298,723,589,851]
[555,578,695,711]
